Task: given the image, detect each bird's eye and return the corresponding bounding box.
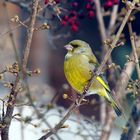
[71,44,79,48]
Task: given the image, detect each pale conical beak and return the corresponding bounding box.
[64,44,73,51]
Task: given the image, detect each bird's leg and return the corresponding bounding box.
[81,98,89,105]
[75,98,88,106]
[83,85,88,94]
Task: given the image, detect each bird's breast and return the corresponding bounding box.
[64,55,92,93]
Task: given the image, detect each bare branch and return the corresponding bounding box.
[1,0,39,139]
[128,22,140,79]
[22,0,39,74]
[94,0,106,42]
[38,1,136,140]
[108,5,119,35]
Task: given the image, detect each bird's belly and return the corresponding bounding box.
[64,57,91,93]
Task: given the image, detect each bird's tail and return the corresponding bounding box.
[111,99,122,116]
[105,92,122,116]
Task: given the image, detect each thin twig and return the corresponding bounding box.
[38,102,77,140]
[1,0,39,139]
[94,0,106,42]
[38,92,87,140]
[100,51,140,140]
[94,0,107,126]
[99,1,136,140]
[2,1,20,62]
[0,2,61,138]
[0,19,29,38]
[96,1,135,76]
[128,22,140,79]
[108,5,119,35]
[25,80,62,140]
[22,0,39,73]
[38,1,136,140]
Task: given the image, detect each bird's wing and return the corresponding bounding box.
[88,53,99,67]
[87,54,111,93]
[96,76,111,92]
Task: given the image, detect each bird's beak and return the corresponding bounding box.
[64,44,73,51]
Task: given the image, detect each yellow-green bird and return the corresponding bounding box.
[64,40,122,116]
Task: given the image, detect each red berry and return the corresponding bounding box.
[68,17,75,25]
[88,10,94,19]
[107,1,113,7]
[75,21,80,26]
[44,0,49,5]
[60,20,67,26]
[104,1,113,10]
[63,15,69,21]
[85,3,91,10]
[113,0,119,4]
[70,11,77,17]
[71,24,78,32]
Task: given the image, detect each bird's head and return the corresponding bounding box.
[64,40,92,55]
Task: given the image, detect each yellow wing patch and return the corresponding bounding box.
[96,76,111,92]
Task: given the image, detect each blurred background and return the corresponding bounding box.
[0,0,140,140]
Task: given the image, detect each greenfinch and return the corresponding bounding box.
[64,40,121,116]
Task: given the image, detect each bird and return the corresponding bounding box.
[64,39,122,116]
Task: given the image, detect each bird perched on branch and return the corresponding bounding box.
[64,39,122,116]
